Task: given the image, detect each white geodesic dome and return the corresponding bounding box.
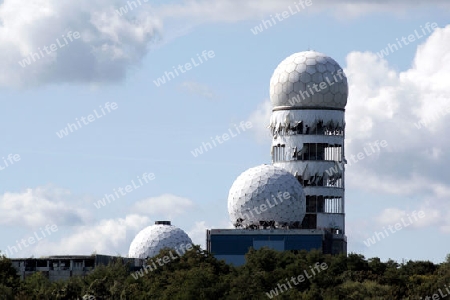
[228,164,306,228]
[270,51,348,109]
[128,223,192,259]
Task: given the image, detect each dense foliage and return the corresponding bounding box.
[1,247,450,299]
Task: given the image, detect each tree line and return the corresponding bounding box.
[1,247,449,299]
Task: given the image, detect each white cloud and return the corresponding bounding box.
[0,0,161,87]
[247,99,272,144]
[148,25,194,52]
[342,25,450,232]
[344,25,450,194]
[0,188,199,256]
[376,208,435,228]
[187,219,234,249]
[187,221,208,248]
[130,193,195,219]
[156,0,450,24]
[0,185,91,228]
[30,214,151,257]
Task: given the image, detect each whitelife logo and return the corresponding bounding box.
[376,22,438,59]
[288,69,345,105]
[0,154,21,171]
[3,224,58,258]
[153,50,215,87]
[266,262,328,298]
[250,0,312,35]
[240,192,291,221]
[190,121,253,157]
[115,0,149,16]
[413,104,450,129]
[422,284,450,300]
[93,172,156,209]
[325,140,388,177]
[363,210,425,247]
[56,102,118,139]
[131,243,193,279]
[18,31,81,68]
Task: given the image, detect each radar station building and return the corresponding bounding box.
[207,51,348,265]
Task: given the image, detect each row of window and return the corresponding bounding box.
[272,122,344,136]
[272,143,343,162]
[305,196,343,213]
[298,175,343,188]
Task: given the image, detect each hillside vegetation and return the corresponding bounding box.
[1,247,448,299]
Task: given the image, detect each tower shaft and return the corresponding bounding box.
[270,107,345,234]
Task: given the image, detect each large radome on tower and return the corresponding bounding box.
[269,51,348,109]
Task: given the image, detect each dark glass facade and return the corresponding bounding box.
[207,230,326,265]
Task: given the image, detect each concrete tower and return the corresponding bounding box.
[269,51,348,248]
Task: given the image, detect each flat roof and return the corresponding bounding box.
[208,228,325,235]
[9,254,117,261]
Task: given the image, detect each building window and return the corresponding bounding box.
[325,172,343,188]
[317,196,324,212]
[272,144,286,162]
[324,145,342,162]
[324,128,344,136]
[306,196,317,212]
[324,197,343,213]
[301,214,317,229]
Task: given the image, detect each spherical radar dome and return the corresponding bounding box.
[228,164,306,228]
[128,222,193,259]
[270,51,348,109]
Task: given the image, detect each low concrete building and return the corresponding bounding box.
[11,254,137,281]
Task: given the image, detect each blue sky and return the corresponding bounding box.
[1,0,450,263]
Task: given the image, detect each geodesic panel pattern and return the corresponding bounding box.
[228,164,306,228]
[270,51,348,109]
[128,225,193,259]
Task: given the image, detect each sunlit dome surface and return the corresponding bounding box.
[270,51,348,109]
[228,164,306,228]
[128,222,192,259]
